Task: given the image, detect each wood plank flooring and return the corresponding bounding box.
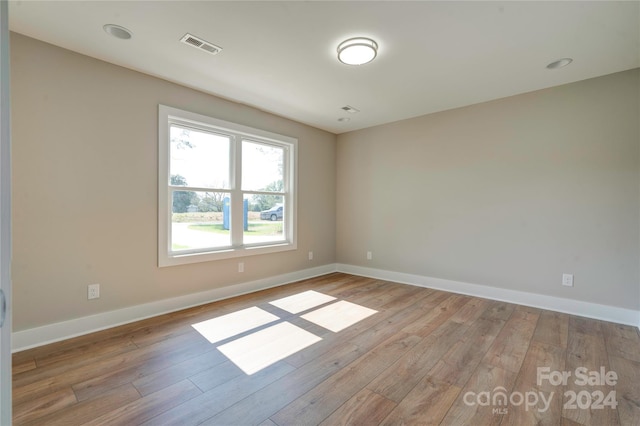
[12,273,640,425]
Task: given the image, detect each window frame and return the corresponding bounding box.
[158,105,297,267]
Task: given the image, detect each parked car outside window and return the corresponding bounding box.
[260,204,283,221]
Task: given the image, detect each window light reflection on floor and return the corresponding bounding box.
[191,291,378,375]
[191,306,278,344]
[300,300,378,332]
[269,290,336,314]
[217,322,321,375]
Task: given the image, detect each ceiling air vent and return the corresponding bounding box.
[180,33,222,56]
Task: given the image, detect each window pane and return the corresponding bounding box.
[242,140,284,192]
[245,194,284,245]
[171,191,230,251]
[170,125,230,189]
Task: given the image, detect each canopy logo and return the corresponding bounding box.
[463,387,553,414]
[463,367,618,415]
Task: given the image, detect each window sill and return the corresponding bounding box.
[158,242,297,267]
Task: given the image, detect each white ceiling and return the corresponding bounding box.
[8,1,640,134]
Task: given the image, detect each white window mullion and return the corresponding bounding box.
[283,145,292,242]
[230,135,243,247]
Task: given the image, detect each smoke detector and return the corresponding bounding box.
[180,33,222,55]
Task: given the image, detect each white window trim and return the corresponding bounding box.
[158,105,297,267]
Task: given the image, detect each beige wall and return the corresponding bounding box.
[11,34,337,331]
[337,69,640,311]
[11,31,640,333]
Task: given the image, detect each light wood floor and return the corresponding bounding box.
[12,273,640,425]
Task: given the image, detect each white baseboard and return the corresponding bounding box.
[13,263,639,352]
[12,264,338,352]
[336,264,640,328]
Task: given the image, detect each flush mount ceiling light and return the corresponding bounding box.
[546,58,573,69]
[337,37,378,65]
[103,24,132,40]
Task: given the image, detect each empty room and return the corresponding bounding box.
[1,1,639,425]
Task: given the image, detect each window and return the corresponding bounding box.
[159,105,297,266]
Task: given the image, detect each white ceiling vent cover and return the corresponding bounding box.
[180,33,222,55]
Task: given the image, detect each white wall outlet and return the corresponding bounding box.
[367,251,372,260]
[238,262,244,273]
[562,274,574,287]
[88,283,100,300]
[308,251,313,261]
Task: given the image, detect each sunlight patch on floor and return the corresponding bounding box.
[301,300,378,332]
[191,291,378,375]
[191,306,278,344]
[269,290,337,314]
[217,322,322,374]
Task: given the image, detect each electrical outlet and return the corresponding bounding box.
[308,251,314,261]
[367,251,372,260]
[238,262,244,273]
[88,283,100,300]
[562,274,574,287]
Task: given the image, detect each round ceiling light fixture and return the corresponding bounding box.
[546,58,572,70]
[337,37,378,65]
[103,24,133,40]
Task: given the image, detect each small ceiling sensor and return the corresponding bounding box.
[341,105,360,114]
[546,58,573,70]
[103,24,132,40]
[338,117,351,122]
